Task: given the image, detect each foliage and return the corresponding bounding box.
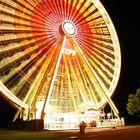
[126,88,140,115]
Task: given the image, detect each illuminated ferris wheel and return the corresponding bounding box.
[0,0,121,121]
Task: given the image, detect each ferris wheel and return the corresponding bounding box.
[0,0,121,120]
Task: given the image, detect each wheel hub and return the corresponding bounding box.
[62,20,76,37]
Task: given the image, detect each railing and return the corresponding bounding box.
[44,122,79,130]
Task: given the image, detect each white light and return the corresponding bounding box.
[62,21,76,37]
[36,100,44,119]
[63,48,76,56]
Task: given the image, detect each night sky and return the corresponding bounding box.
[0,0,140,127]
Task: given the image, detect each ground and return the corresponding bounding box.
[0,125,140,140]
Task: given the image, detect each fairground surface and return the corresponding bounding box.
[0,125,140,140]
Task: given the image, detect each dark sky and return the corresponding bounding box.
[0,1,140,125]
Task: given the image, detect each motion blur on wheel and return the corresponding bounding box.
[0,0,122,130]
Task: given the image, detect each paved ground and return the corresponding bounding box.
[58,125,140,140]
[0,125,139,140]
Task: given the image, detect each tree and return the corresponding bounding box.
[126,88,140,115]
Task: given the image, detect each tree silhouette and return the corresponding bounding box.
[126,88,140,115]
